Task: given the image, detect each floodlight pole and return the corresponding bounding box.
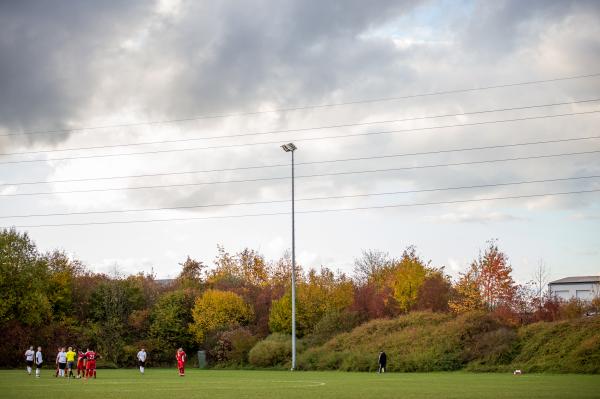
[290,147,296,371]
[281,143,297,371]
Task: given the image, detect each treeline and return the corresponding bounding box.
[0,228,598,369]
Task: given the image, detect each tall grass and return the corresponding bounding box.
[511,316,600,373]
[269,312,600,373]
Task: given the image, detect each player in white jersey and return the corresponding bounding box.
[24,346,35,375]
[56,348,67,377]
[35,347,43,378]
[137,348,147,374]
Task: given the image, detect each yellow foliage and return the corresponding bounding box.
[208,247,270,287]
[449,270,483,314]
[269,267,354,336]
[389,247,429,313]
[190,289,254,344]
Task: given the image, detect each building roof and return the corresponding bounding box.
[549,276,600,285]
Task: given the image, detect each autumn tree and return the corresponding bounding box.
[449,268,483,313]
[449,241,517,314]
[269,267,354,336]
[190,289,254,344]
[353,249,395,286]
[415,270,453,312]
[175,256,206,290]
[350,283,397,320]
[208,246,270,288]
[351,249,398,319]
[208,246,274,334]
[390,246,430,313]
[473,241,517,310]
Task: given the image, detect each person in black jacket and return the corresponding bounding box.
[378,350,387,373]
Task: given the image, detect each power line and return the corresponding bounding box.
[4,72,599,138]
[1,149,598,197]
[1,175,597,219]
[6,188,599,228]
[3,135,599,187]
[3,98,599,156]
[1,109,598,165]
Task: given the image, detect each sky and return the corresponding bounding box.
[0,0,599,283]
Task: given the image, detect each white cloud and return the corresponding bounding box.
[425,212,524,224]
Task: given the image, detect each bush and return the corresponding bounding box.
[248,334,292,367]
[559,298,585,320]
[212,328,259,366]
[305,311,362,347]
[465,328,518,370]
[511,316,600,373]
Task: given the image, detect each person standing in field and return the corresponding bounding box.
[25,346,35,375]
[84,347,99,379]
[66,346,76,378]
[76,348,86,378]
[137,348,147,375]
[378,350,387,373]
[176,348,186,376]
[35,347,43,378]
[56,347,67,377]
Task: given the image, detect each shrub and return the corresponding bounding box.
[465,328,518,370]
[248,334,291,367]
[212,327,259,366]
[559,298,585,320]
[305,311,362,346]
[511,316,600,373]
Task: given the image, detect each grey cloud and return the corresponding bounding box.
[2,0,599,220]
[458,0,599,59]
[0,1,151,141]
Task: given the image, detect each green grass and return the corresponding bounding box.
[1,369,599,399]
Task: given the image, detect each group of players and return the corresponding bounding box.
[25,346,187,378]
[24,346,99,379]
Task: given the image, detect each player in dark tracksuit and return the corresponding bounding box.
[378,351,387,373]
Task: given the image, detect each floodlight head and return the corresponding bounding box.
[281,143,297,152]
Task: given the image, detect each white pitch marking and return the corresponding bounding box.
[271,380,326,387]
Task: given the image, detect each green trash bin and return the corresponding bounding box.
[197,351,207,369]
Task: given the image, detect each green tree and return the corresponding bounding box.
[44,250,84,321]
[149,290,195,349]
[89,278,145,363]
[0,228,51,326]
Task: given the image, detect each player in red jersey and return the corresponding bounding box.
[84,348,100,379]
[76,348,86,379]
[176,348,186,376]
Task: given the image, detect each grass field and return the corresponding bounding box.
[1,369,599,399]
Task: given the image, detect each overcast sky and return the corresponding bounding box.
[1,0,599,282]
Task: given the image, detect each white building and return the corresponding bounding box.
[548,276,600,301]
